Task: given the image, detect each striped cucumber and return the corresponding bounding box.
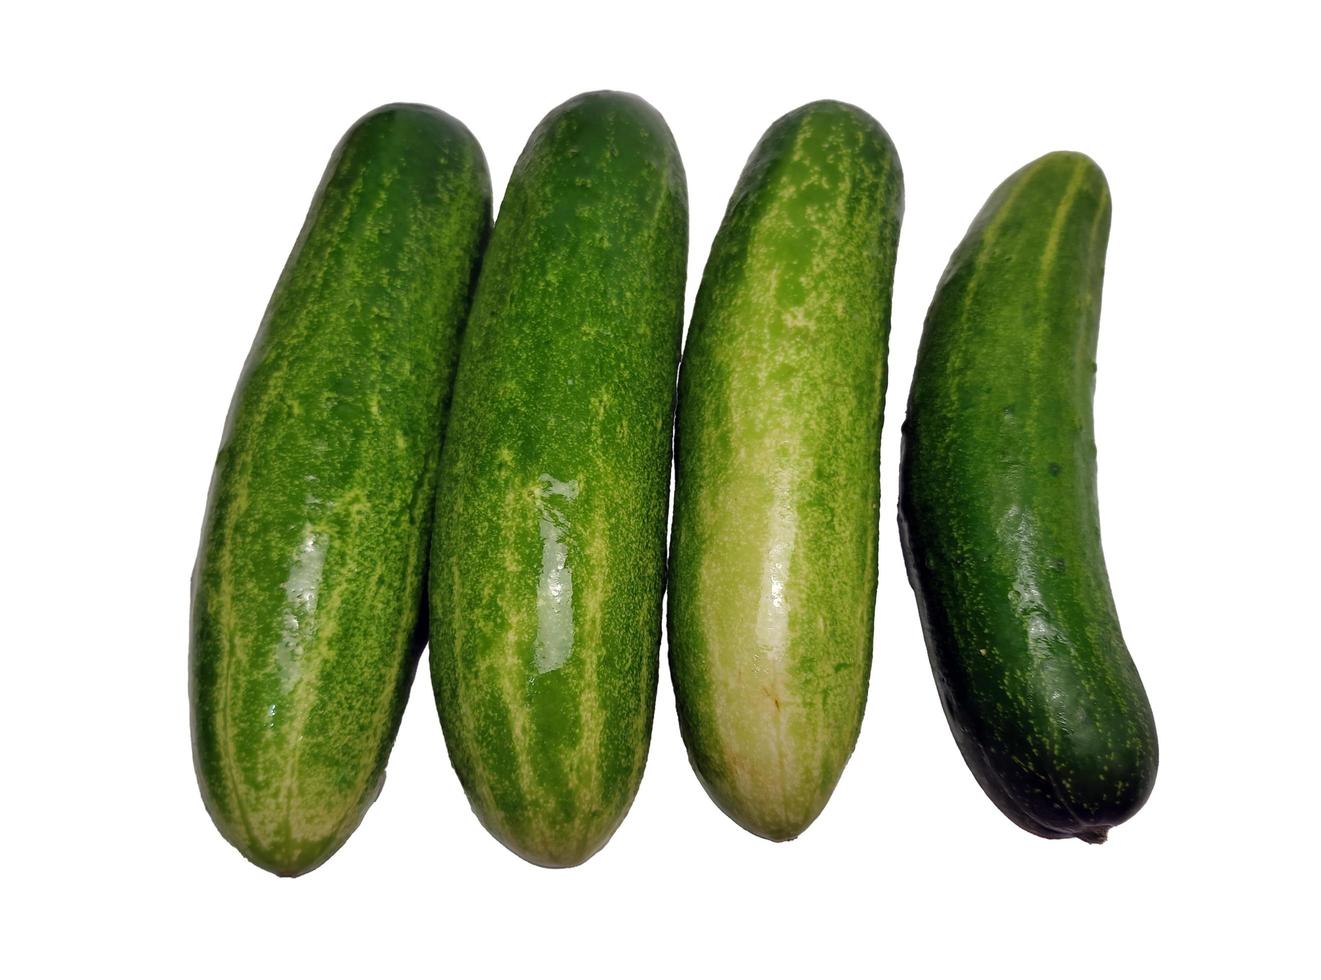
[428,92,687,867]
[668,101,903,841]
[898,151,1158,841]
[190,104,491,875]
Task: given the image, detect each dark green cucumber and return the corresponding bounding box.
[898,151,1157,842]
[190,104,491,876]
[668,101,903,841]
[429,91,687,868]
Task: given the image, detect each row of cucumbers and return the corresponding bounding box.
[190,91,1158,876]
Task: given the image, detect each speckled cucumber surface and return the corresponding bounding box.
[667,101,904,841]
[190,104,491,876]
[898,151,1157,841]
[428,91,687,868]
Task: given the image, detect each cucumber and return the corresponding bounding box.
[190,104,491,876]
[897,151,1158,841]
[667,101,903,841]
[428,91,687,867]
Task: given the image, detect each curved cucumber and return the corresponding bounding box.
[898,151,1157,842]
[190,104,491,876]
[428,91,687,868]
[668,101,903,841]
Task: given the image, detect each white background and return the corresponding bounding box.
[4,1,1317,976]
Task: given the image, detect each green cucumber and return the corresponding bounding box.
[428,91,687,868]
[667,101,903,841]
[898,151,1158,841]
[190,104,491,876]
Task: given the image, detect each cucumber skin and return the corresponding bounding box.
[190,104,491,876]
[428,92,687,868]
[898,152,1157,842]
[668,101,903,841]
